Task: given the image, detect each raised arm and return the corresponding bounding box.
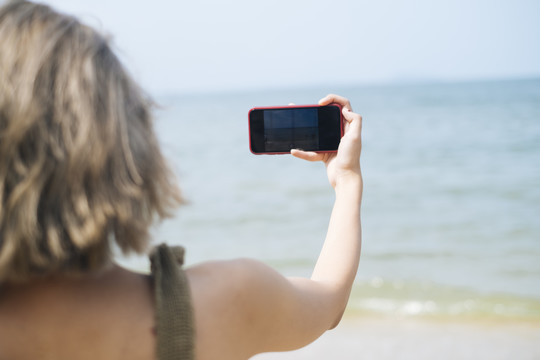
[186,95,363,360]
[293,94,363,327]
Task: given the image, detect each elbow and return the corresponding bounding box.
[328,306,346,330]
[326,288,352,330]
[314,285,348,331]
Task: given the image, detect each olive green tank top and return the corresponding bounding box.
[149,244,195,360]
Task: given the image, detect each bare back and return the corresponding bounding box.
[0,267,156,360]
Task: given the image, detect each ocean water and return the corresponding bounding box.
[118,78,540,321]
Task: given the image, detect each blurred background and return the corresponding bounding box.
[36,0,539,95]
[26,0,540,357]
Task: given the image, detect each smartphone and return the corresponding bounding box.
[248,104,343,154]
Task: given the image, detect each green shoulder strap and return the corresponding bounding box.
[150,244,195,360]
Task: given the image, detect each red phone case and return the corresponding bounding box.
[248,103,343,155]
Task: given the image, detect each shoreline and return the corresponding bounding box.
[252,316,540,360]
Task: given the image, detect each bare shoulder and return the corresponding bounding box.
[186,258,288,315]
[185,259,334,359]
[185,258,277,328]
[186,258,276,291]
[185,259,283,359]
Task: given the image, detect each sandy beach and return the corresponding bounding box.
[252,316,540,360]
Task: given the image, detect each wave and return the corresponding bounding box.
[346,278,540,320]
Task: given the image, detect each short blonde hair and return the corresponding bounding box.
[0,0,182,283]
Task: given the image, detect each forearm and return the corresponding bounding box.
[287,94,363,332]
[311,173,362,298]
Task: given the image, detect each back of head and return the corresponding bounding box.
[0,0,182,283]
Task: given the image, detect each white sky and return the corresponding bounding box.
[21,0,540,94]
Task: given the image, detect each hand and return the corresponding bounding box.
[291,94,362,189]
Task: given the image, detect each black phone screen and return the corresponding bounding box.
[249,105,342,154]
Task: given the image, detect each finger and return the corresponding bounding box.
[342,108,362,133]
[290,149,324,162]
[318,94,352,111]
[342,107,359,123]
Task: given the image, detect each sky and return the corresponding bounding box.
[11,0,540,94]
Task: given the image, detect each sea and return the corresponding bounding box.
[117,78,540,322]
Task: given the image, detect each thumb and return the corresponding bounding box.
[290,149,324,162]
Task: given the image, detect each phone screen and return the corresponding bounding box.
[249,105,342,154]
